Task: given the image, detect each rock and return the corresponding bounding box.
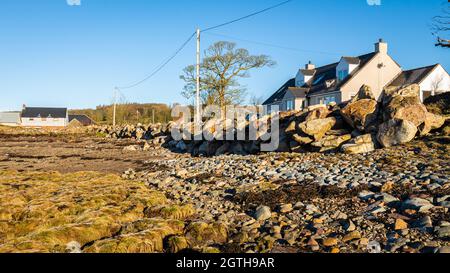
[299,117,337,141]
[402,198,434,212]
[437,226,450,238]
[254,206,271,221]
[341,99,379,132]
[377,119,418,148]
[285,121,297,134]
[278,204,293,214]
[322,237,338,247]
[343,219,356,232]
[342,231,361,243]
[305,107,330,121]
[66,241,82,253]
[123,145,140,151]
[351,85,376,102]
[358,190,375,201]
[394,219,408,230]
[311,134,352,148]
[438,246,450,254]
[307,238,319,251]
[419,112,446,136]
[292,134,313,145]
[411,216,433,229]
[342,142,375,154]
[384,91,428,127]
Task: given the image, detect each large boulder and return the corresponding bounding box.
[377,119,418,148]
[419,112,447,136]
[311,134,352,149]
[305,106,330,121]
[342,142,375,154]
[351,85,375,103]
[384,95,428,127]
[299,117,337,141]
[341,134,377,154]
[341,99,379,132]
[292,134,314,145]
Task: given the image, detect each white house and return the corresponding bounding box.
[264,39,450,111]
[21,107,68,127]
[387,64,450,102]
[0,112,21,126]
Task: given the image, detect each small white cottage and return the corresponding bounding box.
[21,107,68,127]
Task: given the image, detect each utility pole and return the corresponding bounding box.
[113,87,118,127]
[152,109,155,124]
[196,28,201,123]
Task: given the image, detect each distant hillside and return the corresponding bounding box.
[70,103,173,125]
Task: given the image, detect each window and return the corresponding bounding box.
[338,70,348,81]
[312,75,325,85]
[286,100,294,111]
[296,80,304,87]
[324,96,337,105]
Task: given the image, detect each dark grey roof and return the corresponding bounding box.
[342,57,361,65]
[388,64,438,87]
[22,107,67,118]
[263,78,296,105]
[69,114,95,126]
[299,69,316,76]
[306,52,377,96]
[288,87,308,98]
[264,52,377,104]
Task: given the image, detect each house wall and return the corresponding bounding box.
[21,117,68,127]
[283,90,306,111]
[309,92,342,106]
[340,53,402,102]
[0,112,21,126]
[419,65,450,101]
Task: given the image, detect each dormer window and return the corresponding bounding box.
[337,70,349,81]
[337,57,359,82]
[296,79,304,86]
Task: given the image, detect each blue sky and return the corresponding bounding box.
[0,0,448,111]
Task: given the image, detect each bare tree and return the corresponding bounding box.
[249,94,265,106]
[431,75,445,96]
[180,41,275,112]
[431,2,450,47]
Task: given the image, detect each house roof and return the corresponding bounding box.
[263,78,296,105]
[388,64,439,87]
[342,56,361,65]
[22,107,67,119]
[0,112,21,123]
[287,87,307,98]
[68,114,95,126]
[299,69,316,76]
[264,52,378,104]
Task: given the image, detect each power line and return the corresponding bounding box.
[116,0,294,90]
[204,32,342,56]
[202,0,294,33]
[117,31,196,90]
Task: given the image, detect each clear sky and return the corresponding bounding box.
[0,0,448,111]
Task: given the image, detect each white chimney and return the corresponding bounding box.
[305,61,315,70]
[375,38,388,54]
